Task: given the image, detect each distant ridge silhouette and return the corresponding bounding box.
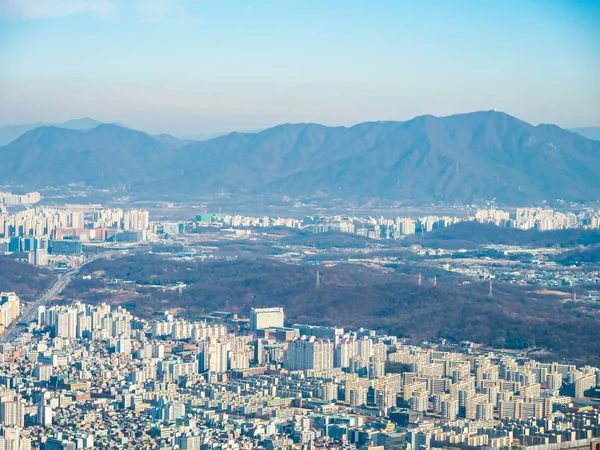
[1,111,599,203]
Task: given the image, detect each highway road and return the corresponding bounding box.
[0,251,114,344]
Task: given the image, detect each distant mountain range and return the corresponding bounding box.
[1,111,600,204]
[0,118,103,146]
[0,118,192,148]
[570,127,600,141]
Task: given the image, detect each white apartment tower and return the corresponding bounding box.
[54,308,77,339]
[199,338,229,373]
[0,401,25,427]
[285,336,334,371]
[0,292,20,331]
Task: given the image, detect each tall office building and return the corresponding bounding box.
[250,307,284,331]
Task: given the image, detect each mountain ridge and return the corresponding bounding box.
[0,118,103,146]
[571,127,600,141]
[1,111,600,204]
[0,124,170,187]
[0,118,193,148]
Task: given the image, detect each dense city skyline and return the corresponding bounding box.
[1,299,599,448]
[2,2,600,448]
[2,188,600,449]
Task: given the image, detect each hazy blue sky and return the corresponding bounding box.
[0,0,599,136]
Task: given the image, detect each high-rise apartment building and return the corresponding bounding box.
[33,364,53,381]
[123,209,150,231]
[0,400,25,427]
[38,404,53,427]
[198,338,229,373]
[441,399,459,420]
[0,292,20,333]
[575,374,596,399]
[395,218,416,235]
[0,427,32,450]
[284,336,334,371]
[54,308,77,339]
[335,338,357,368]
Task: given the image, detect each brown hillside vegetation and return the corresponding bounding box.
[61,253,600,364]
[0,257,56,302]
